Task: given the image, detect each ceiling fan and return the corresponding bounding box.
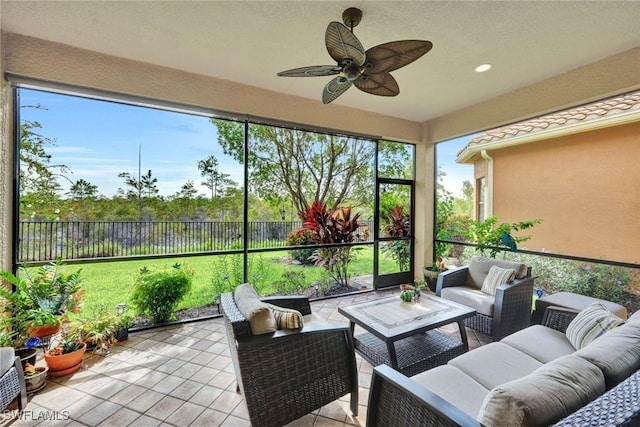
[277,7,433,104]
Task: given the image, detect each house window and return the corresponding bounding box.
[476,177,485,222]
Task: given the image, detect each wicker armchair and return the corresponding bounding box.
[0,347,27,412]
[221,292,358,427]
[436,256,535,341]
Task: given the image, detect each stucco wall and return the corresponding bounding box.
[490,121,640,263]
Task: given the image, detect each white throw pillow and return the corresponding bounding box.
[481,265,516,296]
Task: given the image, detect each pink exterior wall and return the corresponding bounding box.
[488,121,640,264]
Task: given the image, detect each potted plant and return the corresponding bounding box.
[44,331,87,377]
[66,305,133,354]
[0,258,83,339]
[114,313,134,342]
[423,257,448,292]
[25,307,61,337]
[23,362,48,393]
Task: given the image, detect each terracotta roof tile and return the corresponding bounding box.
[468,91,640,145]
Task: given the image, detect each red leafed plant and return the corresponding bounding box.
[381,205,411,271]
[300,200,364,287]
[383,205,411,238]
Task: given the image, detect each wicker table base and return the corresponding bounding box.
[355,330,466,377]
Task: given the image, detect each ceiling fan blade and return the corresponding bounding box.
[322,76,353,104]
[364,40,433,74]
[354,73,399,97]
[277,65,342,77]
[325,22,366,66]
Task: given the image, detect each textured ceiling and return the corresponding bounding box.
[2,1,640,122]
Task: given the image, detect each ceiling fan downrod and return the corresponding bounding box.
[342,7,362,32]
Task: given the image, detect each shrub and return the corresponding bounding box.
[381,205,411,271]
[272,270,308,295]
[131,263,194,323]
[300,200,364,287]
[286,229,315,265]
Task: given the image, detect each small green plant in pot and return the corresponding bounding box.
[44,331,87,377]
[25,307,62,337]
[0,258,82,339]
[131,263,194,324]
[66,304,128,353]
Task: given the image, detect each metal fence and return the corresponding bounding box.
[17,220,375,263]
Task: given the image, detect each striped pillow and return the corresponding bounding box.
[481,265,516,296]
[267,303,304,329]
[566,302,625,349]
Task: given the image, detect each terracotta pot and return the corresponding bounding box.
[24,366,48,392]
[44,342,87,376]
[28,322,61,338]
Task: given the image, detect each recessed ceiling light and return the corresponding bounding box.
[475,64,492,73]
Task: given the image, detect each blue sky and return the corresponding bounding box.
[19,89,241,197]
[436,136,476,196]
[19,88,474,197]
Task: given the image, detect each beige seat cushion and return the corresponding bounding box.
[575,319,640,388]
[441,286,494,317]
[234,284,277,335]
[467,255,527,289]
[413,365,490,419]
[0,347,15,377]
[478,354,605,427]
[448,342,543,390]
[501,324,576,363]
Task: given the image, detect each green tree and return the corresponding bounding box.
[454,180,474,216]
[197,155,235,201]
[177,180,198,218]
[117,172,142,199]
[67,179,98,201]
[214,120,376,215]
[19,105,70,220]
[19,106,70,195]
[140,169,159,198]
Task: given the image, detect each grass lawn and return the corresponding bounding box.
[72,246,401,317]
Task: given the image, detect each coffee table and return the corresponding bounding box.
[338,294,475,376]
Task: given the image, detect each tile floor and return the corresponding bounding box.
[4,289,491,426]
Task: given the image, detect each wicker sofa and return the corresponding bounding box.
[367,306,640,427]
[220,286,358,427]
[436,255,535,341]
